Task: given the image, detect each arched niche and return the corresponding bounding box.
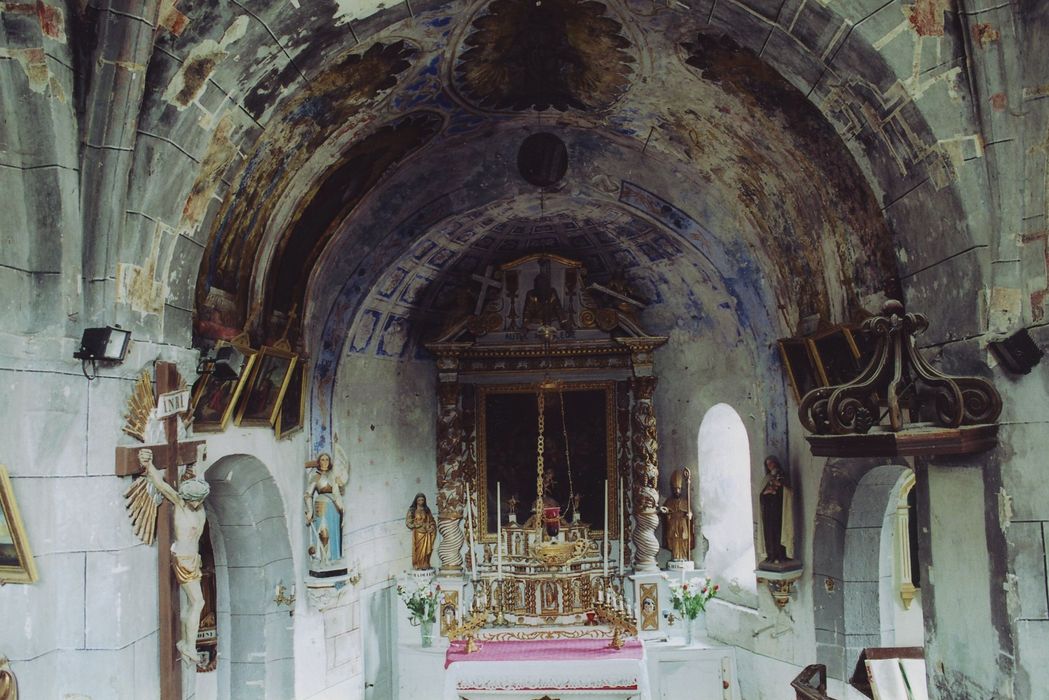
[698,403,758,605]
[203,455,296,700]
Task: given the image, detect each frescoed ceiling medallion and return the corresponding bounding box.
[454,0,636,112]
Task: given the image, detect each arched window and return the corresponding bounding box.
[879,470,923,646]
[697,403,758,603]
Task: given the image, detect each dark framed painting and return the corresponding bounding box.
[0,465,37,584]
[777,338,821,403]
[477,382,618,541]
[191,341,257,432]
[810,326,864,386]
[236,346,298,427]
[276,360,307,439]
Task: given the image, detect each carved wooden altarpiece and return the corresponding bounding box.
[426,254,667,628]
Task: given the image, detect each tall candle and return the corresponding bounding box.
[618,476,625,575]
[497,481,503,578]
[603,479,609,577]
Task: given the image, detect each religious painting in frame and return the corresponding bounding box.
[440,590,459,637]
[191,341,257,433]
[236,346,298,427]
[777,338,821,403]
[276,359,308,439]
[477,382,618,542]
[639,583,659,631]
[0,465,38,584]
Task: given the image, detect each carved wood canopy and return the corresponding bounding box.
[798,300,1002,458]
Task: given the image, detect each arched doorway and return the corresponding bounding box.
[202,455,296,700]
[697,403,758,604]
[813,459,925,683]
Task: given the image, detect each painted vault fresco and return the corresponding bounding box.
[195,40,419,333]
[453,0,636,111]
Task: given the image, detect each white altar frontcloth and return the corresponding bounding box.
[443,638,650,700]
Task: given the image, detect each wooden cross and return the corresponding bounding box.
[115,362,206,700]
[471,265,503,316]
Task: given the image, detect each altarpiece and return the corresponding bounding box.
[425,253,667,630]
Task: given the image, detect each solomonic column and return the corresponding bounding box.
[631,376,661,572]
[436,381,465,575]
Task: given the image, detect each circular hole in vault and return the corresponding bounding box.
[517,132,568,187]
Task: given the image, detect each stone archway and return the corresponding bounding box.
[203,455,295,700]
[812,458,910,680]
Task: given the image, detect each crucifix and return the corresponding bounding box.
[471,265,503,316]
[115,362,206,700]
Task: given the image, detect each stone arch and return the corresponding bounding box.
[203,455,295,700]
[697,403,758,604]
[812,458,910,680]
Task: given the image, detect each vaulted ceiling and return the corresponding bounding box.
[98,0,984,357]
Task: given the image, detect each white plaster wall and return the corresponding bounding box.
[317,353,437,697]
[0,334,200,698]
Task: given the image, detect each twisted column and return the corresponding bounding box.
[436,382,465,575]
[631,376,660,572]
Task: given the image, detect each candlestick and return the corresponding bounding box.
[618,476,625,575]
[603,479,609,578]
[497,481,503,578]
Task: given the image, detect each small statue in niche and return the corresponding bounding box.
[507,494,520,524]
[758,456,799,572]
[406,493,437,570]
[660,468,695,564]
[141,446,211,665]
[304,453,347,570]
[523,259,564,327]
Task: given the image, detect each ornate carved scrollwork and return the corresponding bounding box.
[798,300,1002,457]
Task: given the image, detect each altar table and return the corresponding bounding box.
[443,638,650,700]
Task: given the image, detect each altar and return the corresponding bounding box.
[443,638,650,700]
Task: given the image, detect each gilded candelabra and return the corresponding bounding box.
[593,596,638,650]
[447,603,488,654]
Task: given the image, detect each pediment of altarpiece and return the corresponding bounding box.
[425,254,666,375]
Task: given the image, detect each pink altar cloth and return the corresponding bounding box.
[445,638,644,668]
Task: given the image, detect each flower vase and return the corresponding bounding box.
[420,619,434,648]
[685,612,706,645]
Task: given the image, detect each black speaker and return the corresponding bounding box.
[989,328,1043,375]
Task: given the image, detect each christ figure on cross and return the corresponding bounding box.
[141,445,211,665]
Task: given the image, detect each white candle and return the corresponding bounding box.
[618,477,625,575]
[603,479,609,578]
[497,482,503,578]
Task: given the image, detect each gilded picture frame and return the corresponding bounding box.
[476,382,619,542]
[276,360,308,439]
[191,341,258,433]
[0,465,38,584]
[236,346,298,427]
